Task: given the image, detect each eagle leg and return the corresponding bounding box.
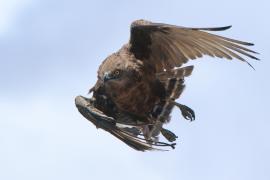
[171,101,195,121]
[144,121,163,141]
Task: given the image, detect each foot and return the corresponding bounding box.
[161,128,178,142]
[171,101,195,121]
[179,104,195,121]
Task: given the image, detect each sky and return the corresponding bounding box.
[0,0,269,180]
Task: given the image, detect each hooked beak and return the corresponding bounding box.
[103,72,112,82]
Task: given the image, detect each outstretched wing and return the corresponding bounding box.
[129,19,259,72]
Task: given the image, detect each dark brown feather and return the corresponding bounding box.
[130,19,258,72]
[76,19,259,151]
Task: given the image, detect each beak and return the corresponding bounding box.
[103,72,112,82]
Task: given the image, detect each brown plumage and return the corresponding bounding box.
[78,19,258,151]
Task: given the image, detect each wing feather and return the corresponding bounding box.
[129,19,258,72]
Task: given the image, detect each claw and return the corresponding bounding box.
[171,101,195,121]
[179,104,195,121]
[161,128,178,142]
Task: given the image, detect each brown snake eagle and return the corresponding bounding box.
[75,19,258,151]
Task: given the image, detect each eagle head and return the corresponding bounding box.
[95,53,142,100]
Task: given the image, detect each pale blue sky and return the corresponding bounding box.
[0,0,269,180]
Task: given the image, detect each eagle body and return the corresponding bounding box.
[83,19,258,151]
[93,44,168,123]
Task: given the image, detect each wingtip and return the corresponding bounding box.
[253,57,260,61]
[196,25,232,31]
[249,54,260,61]
[246,61,256,70]
[222,25,232,30]
[246,42,255,46]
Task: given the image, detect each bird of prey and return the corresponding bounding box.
[75,19,258,151]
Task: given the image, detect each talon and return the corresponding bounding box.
[171,101,195,121]
[161,128,178,142]
[179,105,195,121]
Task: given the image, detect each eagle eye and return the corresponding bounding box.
[113,70,121,77]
